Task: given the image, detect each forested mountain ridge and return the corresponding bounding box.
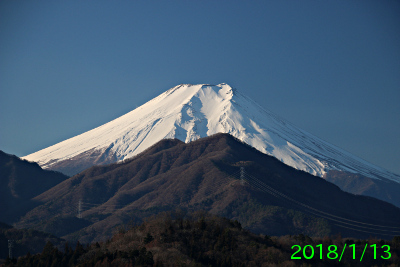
[14,134,400,244]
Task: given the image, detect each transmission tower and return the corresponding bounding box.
[78,199,82,219]
[8,240,14,259]
[240,167,245,185]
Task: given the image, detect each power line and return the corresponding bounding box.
[238,168,400,236]
[246,172,400,230]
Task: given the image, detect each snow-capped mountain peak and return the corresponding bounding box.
[23,83,400,184]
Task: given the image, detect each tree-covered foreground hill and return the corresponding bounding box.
[0,221,64,265]
[4,211,400,267]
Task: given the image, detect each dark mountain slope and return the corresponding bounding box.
[0,150,68,223]
[324,170,400,208]
[16,134,400,243]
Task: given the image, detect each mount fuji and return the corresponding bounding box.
[23,83,399,186]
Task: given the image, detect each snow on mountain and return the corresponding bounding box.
[22,83,400,182]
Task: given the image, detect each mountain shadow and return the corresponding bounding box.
[0,150,68,223]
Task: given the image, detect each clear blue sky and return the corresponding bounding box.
[1,0,399,175]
